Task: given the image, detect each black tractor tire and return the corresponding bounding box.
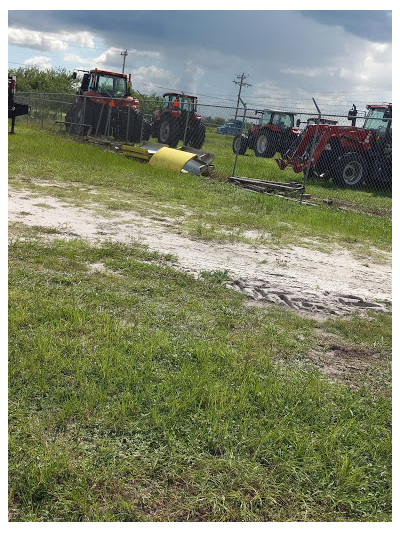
[332,152,367,188]
[187,122,206,149]
[233,134,248,155]
[157,116,180,147]
[142,119,152,142]
[65,103,80,134]
[365,158,392,189]
[66,101,92,135]
[126,110,145,143]
[254,132,277,158]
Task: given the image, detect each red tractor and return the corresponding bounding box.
[276,104,392,188]
[66,68,151,142]
[233,109,301,157]
[152,93,206,148]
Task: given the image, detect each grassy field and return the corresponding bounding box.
[8,123,392,521]
[8,125,391,255]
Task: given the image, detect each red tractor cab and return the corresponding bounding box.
[233,108,301,157]
[276,103,392,188]
[152,92,206,148]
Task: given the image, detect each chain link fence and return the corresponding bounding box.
[13,92,392,198]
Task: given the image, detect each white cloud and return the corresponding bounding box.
[338,41,392,89]
[177,61,205,94]
[8,27,94,52]
[133,65,177,93]
[24,56,52,70]
[130,48,160,59]
[94,47,161,71]
[63,52,89,69]
[279,40,391,93]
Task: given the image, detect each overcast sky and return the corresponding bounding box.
[7,5,392,114]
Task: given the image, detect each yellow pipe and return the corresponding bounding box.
[149,147,196,172]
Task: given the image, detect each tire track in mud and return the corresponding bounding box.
[227,278,390,317]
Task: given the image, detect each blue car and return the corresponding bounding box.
[217,120,242,135]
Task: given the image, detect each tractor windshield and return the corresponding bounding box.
[259,112,272,126]
[272,114,294,129]
[162,95,196,111]
[179,97,196,111]
[364,108,390,134]
[96,74,127,98]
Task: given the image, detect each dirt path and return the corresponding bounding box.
[8,187,392,317]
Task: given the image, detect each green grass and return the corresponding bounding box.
[8,231,391,522]
[8,124,391,254]
[8,122,391,521]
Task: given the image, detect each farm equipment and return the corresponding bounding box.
[122,142,215,175]
[151,93,206,148]
[276,103,392,188]
[66,68,151,142]
[217,119,243,135]
[8,76,29,134]
[300,117,338,128]
[233,109,301,157]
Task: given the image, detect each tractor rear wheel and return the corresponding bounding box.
[187,122,206,149]
[233,134,248,155]
[66,101,92,135]
[332,152,367,188]
[254,132,276,158]
[158,116,180,147]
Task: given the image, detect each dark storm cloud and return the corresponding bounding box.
[300,10,392,43]
[7,11,341,67]
[8,10,392,97]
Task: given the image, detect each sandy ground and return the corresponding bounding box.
[8,187,391,318]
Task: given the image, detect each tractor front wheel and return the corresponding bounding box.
[254,132,276,158]
[233,134,248,155]
[158,116,180,147]
[332,152,367,188]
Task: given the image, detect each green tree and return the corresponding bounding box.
[131,91,162,115]
[7,67,76,94]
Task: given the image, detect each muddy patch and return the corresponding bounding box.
[8,187,392,318]
[307,331,391,394]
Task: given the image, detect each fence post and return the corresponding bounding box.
[301,98,321,204]
[126,106,131,143]
[40,93,44,128]
[81,95,87,135]
[95,104,105,137]
[183,95,190,146]
[232,99,247,177]
[134,90,146,145]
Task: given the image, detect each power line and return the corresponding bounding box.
[233,73,251,122]
[121,49,128,73]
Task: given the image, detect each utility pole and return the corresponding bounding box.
[121,49,128,73]
[233,73,251,122]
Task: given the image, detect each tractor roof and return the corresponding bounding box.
[366,104,392,109]
[89,69,127,78]
[262,108,296,116]
[163,92,197,99]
